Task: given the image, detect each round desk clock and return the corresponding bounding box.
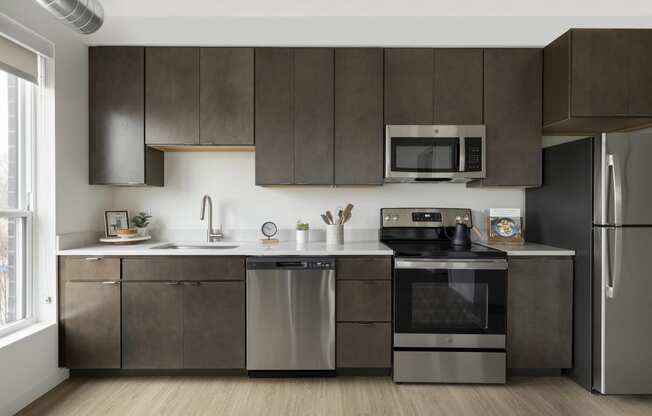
[261,221,279,244]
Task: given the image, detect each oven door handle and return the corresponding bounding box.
[395,259,508,270]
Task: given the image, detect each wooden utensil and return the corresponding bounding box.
[341,204,354,224]
[326,210,335,225]
[321,214,331,225]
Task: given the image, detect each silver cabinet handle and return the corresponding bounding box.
[84,257,102,261]
[101,281,120,285]
[163,281,181,285]
[183,281,201,286]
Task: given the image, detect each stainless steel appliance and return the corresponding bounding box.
[381,208,507,384]
[246,257,335,374]
[385,125,486,183]
[526,130,652,394]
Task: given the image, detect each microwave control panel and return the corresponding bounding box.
[465,137,483,172]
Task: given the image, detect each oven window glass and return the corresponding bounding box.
[394,268,506,335]
[391,137,459,172]
[411,279,489,331]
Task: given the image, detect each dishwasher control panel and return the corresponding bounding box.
[246,257,336,270]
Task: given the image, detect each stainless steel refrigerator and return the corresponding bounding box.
[526,130,652,394]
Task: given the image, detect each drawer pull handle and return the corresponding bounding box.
[184,281,201,286]
[84,257,102,261]
[101,281,120,285]
[164,281,181,285]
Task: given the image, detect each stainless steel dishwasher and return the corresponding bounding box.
[246,257,335,374]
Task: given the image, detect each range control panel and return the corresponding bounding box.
[381,208,472,228]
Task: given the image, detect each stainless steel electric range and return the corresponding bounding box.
[380,208,507,384]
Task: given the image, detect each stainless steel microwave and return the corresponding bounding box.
[385,125,486,183]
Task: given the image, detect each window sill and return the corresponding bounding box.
[0,320,53,350]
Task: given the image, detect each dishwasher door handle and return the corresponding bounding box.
[275,261,308,268]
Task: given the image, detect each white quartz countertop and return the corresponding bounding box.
[479,242,575,256]
[57,240,394,257]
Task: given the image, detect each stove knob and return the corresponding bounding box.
[391,215,399,221]
[383,215,391,222]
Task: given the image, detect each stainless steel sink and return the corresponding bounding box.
[152,243,239,250]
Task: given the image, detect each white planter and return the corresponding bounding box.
[326,224,344,245]
[136,228,149,237]
[296,229,309,244]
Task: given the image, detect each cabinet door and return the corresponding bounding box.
[336,280,391,322]
[183,282,245,369]
[384,49,434,125]
[62,281,121,369]
[507,257,573,369]
[571,30,629,117]
[626,30,652,116]
[337,323,391,368]
[90,47,146,184]
[145,47,199,145]
[334,48,383,185]
[478,49,542,187]
[255,48,293,185]
[293,48,334,185]
[122,282,183,369]
[200,48,254,145]
[434,49,483,124]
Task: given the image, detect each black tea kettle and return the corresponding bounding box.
[451,217,472,248]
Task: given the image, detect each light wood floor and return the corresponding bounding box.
[17,376,652,416]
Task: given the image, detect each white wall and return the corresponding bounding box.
[114,152,523,237]
[0,1,111,414]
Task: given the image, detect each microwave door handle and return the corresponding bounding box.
[458,137,465,172]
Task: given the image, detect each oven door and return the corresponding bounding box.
[394,258,507,349]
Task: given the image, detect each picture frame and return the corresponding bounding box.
[486,208,524,245]
[104,210,130,238]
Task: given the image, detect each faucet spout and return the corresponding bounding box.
[199,195,223,242]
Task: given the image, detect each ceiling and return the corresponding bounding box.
[100,0,652,17]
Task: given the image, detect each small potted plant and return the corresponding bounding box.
[132,211,152,237]
[296,220,309,245]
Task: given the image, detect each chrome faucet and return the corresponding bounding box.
[200,195,223,242]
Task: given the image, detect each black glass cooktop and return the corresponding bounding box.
[383,241,505,259]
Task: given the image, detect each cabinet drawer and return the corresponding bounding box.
[337,322,391,368]
[123,256,245,281]
[337,280,391,322]
[59,256,121,281]
[336,256,391,280]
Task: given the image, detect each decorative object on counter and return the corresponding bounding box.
[296,221,310,244]
[115,228,138,238]
[131,211,152,237]
[260,221,279,245]
[99,235,152,245]
[104,210,129,238]
[487,208,524,244]
[326,224,344,245]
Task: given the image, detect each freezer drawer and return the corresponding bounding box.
[393,350,506,384]
[594,227,652,394]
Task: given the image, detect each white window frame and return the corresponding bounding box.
[0,58,40,338]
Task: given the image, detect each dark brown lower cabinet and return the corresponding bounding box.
[183,282,245,369]
[336,280,391,322]
[122,282,184,369]
[507,256,573,370]
[337,323,391,368]
[62,281,121,369]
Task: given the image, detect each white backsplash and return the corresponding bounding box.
[108,152,524,241]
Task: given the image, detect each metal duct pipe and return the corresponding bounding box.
[35,0,104,34]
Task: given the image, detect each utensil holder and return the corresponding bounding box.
[296,229,309,244]
[326,224,344,245]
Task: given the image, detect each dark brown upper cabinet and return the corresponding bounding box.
[471,48,542,188]
[293,48,334,185]
[89,47,163,186]
[334,48,384,185]
[384,48,483,126]
[199,48,254,145]
[255,48,294,185]
[543,29,652,133]
[255,48,334,185]
[145,47,200,145]
[384,48,434,125]
[434,49,483,124]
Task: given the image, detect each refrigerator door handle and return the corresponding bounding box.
[606,227,623,299]
[607,154,623,226]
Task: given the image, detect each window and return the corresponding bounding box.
[0,67,35,331]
